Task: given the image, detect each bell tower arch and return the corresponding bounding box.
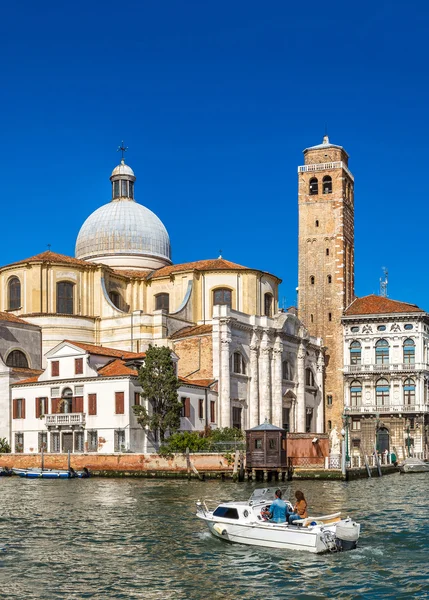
[297,135,355,430]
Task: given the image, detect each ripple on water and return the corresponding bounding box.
[0,476,429,599]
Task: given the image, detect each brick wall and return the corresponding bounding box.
[173,334,213,380]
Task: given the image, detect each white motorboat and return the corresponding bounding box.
[398,458,429,473]
[196,488,360,554]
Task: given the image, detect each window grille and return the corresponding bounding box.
[88,430,98,452]
[15,432,24,453]
[51,387,60,397]
[114,429,126,452]
[74,431,84,453]
[51,432,60,453]
[38,432,47,452]
[74,385,84,395]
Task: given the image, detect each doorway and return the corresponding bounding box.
[376,426,390,454]
[62,433,73,453]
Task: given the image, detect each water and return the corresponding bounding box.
[1,474,428,599]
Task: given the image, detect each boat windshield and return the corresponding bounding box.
[248,488,279,506]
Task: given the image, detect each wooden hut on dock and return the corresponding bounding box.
[245,421,289,481]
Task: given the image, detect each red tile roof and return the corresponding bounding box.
[15,376,41,384]
[179,377,217,388]
[345,295,424,316]
[3,251,97,269]
[111,269,150,279]
[0,312,35,325]
[63,340,146,359]
[148,258,252,279]
[98,359,139,377]
[170,324,213,339]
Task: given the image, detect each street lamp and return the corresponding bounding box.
[342,406,351,465]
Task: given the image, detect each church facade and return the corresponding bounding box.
[0,154,324,445]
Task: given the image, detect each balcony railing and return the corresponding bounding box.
[347,405,428,414]
[298,160,354,181]
[344,363,425,374]
[45,413,86,428]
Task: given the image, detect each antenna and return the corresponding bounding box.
[380,267,388,297]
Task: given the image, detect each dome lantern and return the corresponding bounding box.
[110,158,136,200]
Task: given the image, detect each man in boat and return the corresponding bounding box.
[264,489,289,523]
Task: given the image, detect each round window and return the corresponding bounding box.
[377,325,386,331]
[404,324,413,330]
[351,326,359,333]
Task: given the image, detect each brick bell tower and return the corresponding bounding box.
[297,135,355,431]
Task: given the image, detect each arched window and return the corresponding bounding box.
[403,378,415,406]
[309,177,318,195]
[264,293,274,317]
[315,220,319,227]
[350,380,362,407]
[56,282,74,315]
[327,275,332,284]
[213,288,232,308]
[403,338,415,365]
[322,175,332,194]
[61,388,73,414]
[305,368,315,387]
[6,350,28,368]
[350,341,361,366]
[282,360,291,380]
[326,248,329,256]
[310,275,315,285]
[109,291,121,309]
[376,378,389,407]
[232,352,246,375]
[8,277,21,310]
[375,339,389,365]
[155,293,169,311]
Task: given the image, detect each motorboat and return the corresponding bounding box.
[12,467,90,479]
[0,467,13,477]
[196,488,360,554]
[398,457,429,474]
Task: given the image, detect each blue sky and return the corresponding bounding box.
[1,1,428,309]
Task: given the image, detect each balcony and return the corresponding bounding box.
[45,413,86,429]
[298,160,354,181]
[347,405,429,415]
[344,363,426,375]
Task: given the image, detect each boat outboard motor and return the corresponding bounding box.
[335,520,360,551]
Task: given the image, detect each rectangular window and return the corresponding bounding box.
[35,397,48,418]
[72,396,84,413]
[269,438,277,450]
[74,431,84,453]
[114,429,125,452]
[282,407,290,432]
[121,180,128,197]
[328,420,332,429]
[51,432,60,453]
[15,432,24,453]
[134,391,141,406]
[352,439,361,449]
[75,358,83,375]
[38,432,47,452]
[198,398,204,419]
[51,361,60,377]
[327,395,333,406]
[13,398,25,419]
[113,180,120,197]
[232,407,242,430]
[88,430,98,452]
[351,419,361,431]
[255,438,262,449]
[210,400,216,423]
[88,393,97,416]
[181,397,190,419]
[115,392,125,414]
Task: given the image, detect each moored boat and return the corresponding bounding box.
[398,458,429,473]
[196,488,360,554]
[12,467,90,479]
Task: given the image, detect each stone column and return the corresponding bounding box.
[316,350,325,433]
[219,320,231,428]
[249,329,260,428]
[259,331,272,423]
[296,342,306,432]
[272,336,283,428]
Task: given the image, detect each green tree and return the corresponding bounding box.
[133,345,182,442]
[159,431,210,455]
[0,438,11,453]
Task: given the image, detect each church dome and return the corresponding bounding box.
[75,158,171,271]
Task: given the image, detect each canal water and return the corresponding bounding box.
[0,473,428,599]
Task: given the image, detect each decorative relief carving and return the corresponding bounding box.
[390,324,401,332]
[362,325,372,334]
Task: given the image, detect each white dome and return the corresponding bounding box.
[75,199,171,270]
[111,162,135,178]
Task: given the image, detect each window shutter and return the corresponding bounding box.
[185,397,191,419]
[75,358,83,375]
[73,396,84,413]
[13,398,17,419]
[51,361,59,377]
[35,398,41,418]
[22,399,26,419]
[115,392,125,414]
[44,398,49,414]
[88,394,97,416]
[51,398,60,414]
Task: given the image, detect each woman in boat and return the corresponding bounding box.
[289,490,308,524]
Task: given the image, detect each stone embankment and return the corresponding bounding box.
[0,453,399,480]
